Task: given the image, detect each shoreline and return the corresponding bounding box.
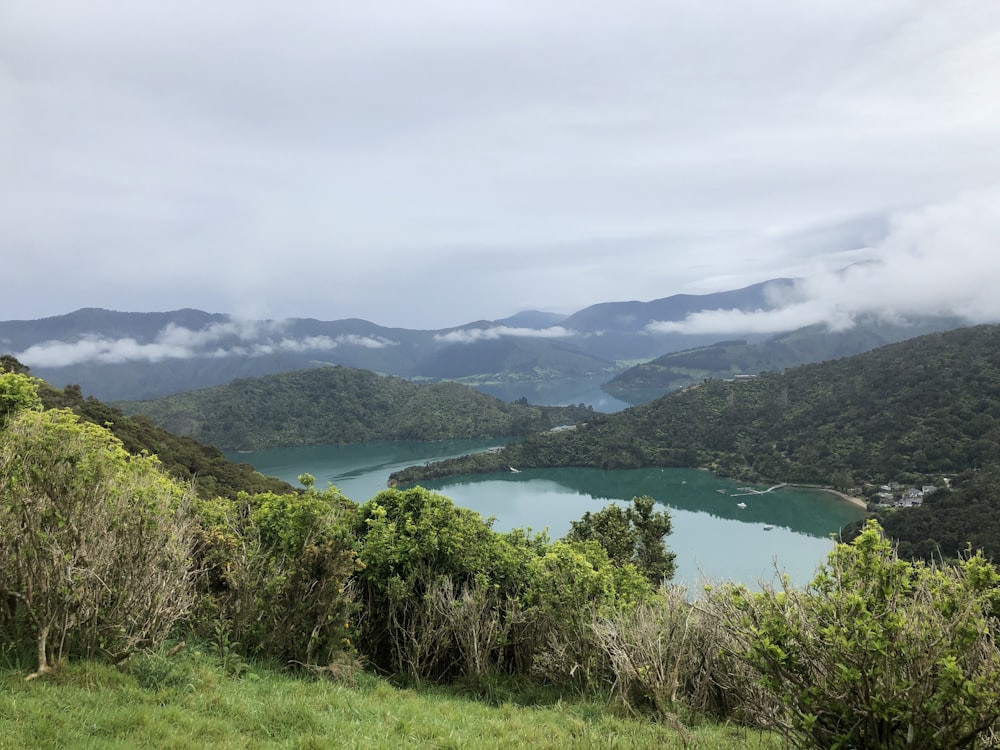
[786,483,868,510]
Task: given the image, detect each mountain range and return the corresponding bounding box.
[0,280,781,400]
[0,278,964,403]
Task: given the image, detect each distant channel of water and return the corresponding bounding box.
[228,440,866,591]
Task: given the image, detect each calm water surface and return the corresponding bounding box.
[229,440,866,590]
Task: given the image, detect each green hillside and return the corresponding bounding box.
[119,365,594,450]
[603,317,965,404]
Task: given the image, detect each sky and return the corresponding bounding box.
[3,1,1000,332]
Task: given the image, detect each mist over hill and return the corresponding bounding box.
[1,277,974,405]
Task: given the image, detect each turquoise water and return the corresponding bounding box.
[229,441,866,590]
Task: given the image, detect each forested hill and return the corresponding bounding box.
[119,365,594,450]
[603,316,965,404]
[392,324,1000,488]
[0,356,294,500]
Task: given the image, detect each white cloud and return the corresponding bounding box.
[647,186,1000,335]
[333,334,397,349]
[15,319,397,367]
[16,337,191,367]
[156,319,288,348]
[434,326,575,344]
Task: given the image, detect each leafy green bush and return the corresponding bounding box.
[194,486,360,667]
[352,486,537,682]
[351,487,661,688]
[722,521,1000,749]
[525,539,653,689]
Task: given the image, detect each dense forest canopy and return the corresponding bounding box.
[118,365,594,450]
[603,316,964,403]
[395,326,1000,481]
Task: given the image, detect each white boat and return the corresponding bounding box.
[509,466,521,473]
[737,502,747,509]
[763,524,775,531]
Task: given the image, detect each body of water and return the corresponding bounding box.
[228,440,866,590]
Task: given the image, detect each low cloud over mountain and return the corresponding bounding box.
[15,319,397,368]
[648,187,1000,335]
[433,326,576,345]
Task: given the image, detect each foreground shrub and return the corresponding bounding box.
[525,539,652,689]
[353,487,536,682]
[194,485,360,666]
[0,371,42,427]
[596,587,699,717]
[0,408,196,677]
[721,520,1000,749]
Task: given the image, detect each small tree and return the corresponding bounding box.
[0,408,196,677]
[723,520,1000,749]
[566,495,676,585]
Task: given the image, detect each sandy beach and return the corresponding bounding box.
[788,483,868,510]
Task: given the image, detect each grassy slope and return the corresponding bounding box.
[0,655,779,750]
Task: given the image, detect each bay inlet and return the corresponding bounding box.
[228,439,867,591]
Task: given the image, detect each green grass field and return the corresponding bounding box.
[0,644,780,749]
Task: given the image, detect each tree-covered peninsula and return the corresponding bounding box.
[119,364,594,450]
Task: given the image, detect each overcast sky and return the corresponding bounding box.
[3,1,1000,330]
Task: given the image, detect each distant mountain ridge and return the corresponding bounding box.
[0,280,799,401]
